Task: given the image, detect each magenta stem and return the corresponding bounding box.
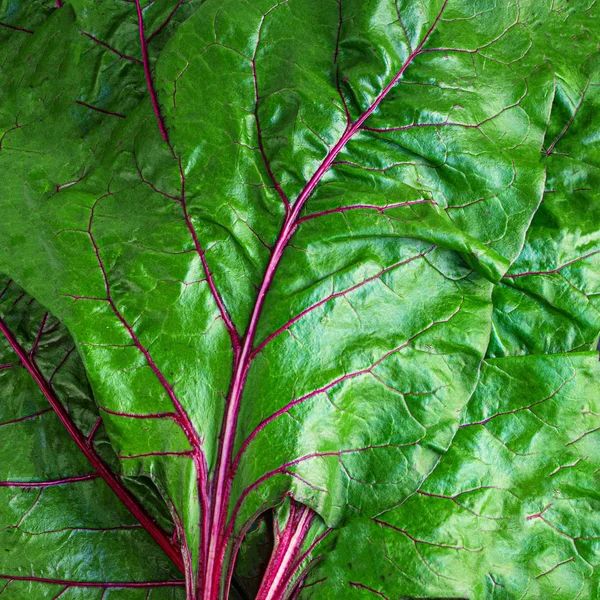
[134,0,170,143]
[201,3,448,596]
[0,318,185,574]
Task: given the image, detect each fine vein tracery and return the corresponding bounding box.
[3,0,453,596]
[0,309,185,574]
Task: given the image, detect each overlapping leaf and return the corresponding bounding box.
[0,0,598,598]
[300,352,600,599]
[0,280,185,598]
[488,1,600,358]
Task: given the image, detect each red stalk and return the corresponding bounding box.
[0,318,185,575]
[201,3,448,596]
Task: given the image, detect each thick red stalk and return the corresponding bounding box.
[255,504,314,600]
[0,318,185,575]
[201,3,448,597]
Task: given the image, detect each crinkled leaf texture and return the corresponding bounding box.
[300,353,600,599]
[0,280,185,598]
[0,0,598,599]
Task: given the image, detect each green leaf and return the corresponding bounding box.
[488,3,600,357]
[0,0,597,598]
[299,352,600,599]
[0,280,185,598]
[232,515,274,598]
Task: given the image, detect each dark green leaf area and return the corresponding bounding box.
[0,280,183,597]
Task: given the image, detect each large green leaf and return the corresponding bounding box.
[299,352,600,599]
[0,0,597,598]
[0,279,185,598]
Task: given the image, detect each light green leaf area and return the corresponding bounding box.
[301,353,600,599]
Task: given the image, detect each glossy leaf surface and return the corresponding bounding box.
[0,280,185,598]
[0,0,598,598]
[300,352,600,599]
[488,0,600,358]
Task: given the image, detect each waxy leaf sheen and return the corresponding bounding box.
[0,279,185,598]
[0,0,598,598]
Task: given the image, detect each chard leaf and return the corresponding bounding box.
[488,3,600,357]
[0,280,185,598]
[0,0,597,598]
